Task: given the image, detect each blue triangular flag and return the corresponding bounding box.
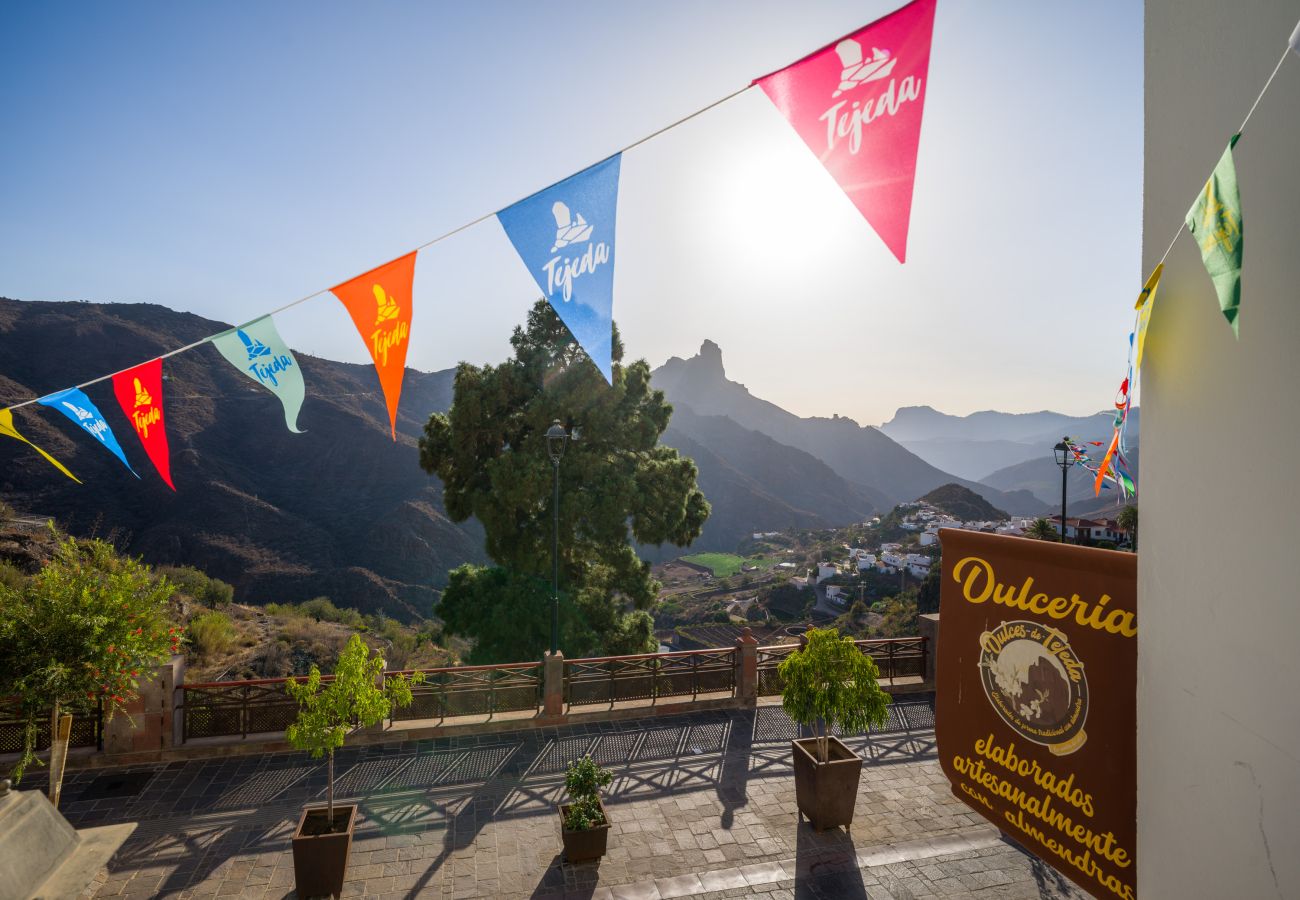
[38,387,139,477]
[497,154,621,383]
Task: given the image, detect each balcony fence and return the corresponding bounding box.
[386,662,542,722]
[756,637,928,697]
[181,677,313,741]
[564,648,736,708]
[170,636,925,743]
[0,696,102,754]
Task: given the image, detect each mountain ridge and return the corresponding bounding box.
[877,403,1139,482]
[0,298,482,620]
[2,302,1106,619]
[651,342,1046,516]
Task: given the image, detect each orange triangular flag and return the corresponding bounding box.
[330,252,417,439]
[1094,430,1119,497]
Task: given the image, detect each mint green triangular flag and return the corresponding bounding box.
[1186,134,1244,337]
[211,315,306,432]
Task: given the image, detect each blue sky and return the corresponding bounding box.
[0,1,1142,424]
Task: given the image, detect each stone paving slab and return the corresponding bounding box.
[12,695,1081,898]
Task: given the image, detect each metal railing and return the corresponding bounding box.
[181,677,309,741]
[756,636,928,697]
[0,697,102,754]
[386,662,542,722]
[565,647,736,708]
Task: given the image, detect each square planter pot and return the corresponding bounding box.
[792,736,863,832]
[292,803,356,899]
[558,799,610,863]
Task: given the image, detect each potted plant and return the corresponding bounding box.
[284,634,420,899]
[778,627,891,832]
[558,755,613,863]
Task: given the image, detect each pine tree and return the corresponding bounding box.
[418,301,710,662]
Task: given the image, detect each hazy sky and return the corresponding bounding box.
[0,1,1142,426]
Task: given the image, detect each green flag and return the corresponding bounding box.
[1186,133,1244,336]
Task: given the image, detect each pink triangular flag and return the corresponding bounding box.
[757,0,936,262]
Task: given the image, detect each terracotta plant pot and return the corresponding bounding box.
[558,799,610,863]
[291,803,356,899]
[792,736,863,831]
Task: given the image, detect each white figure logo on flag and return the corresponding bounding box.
[831,38,896,97]
[550,201,594,252]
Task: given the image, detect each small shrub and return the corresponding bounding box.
[188,611,237,657]
[562,756,612,832]
[265,601,302,617]
[158,565,233,609]
[299,596,365,628]
[0,560,26,591]
[253,641,292,677]
[0,499,15,523]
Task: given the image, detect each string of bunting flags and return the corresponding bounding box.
[0,0,938,489]
[1087,20,1299,501]
[4,4,1294,500]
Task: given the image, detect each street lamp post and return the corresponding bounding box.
[1053,437,1075,543]
[545,420,571,655]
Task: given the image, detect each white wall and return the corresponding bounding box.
[1141,2,1300,894]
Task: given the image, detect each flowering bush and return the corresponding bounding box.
[0,533,179,783]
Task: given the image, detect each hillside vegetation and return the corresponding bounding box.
[0,517,458,682]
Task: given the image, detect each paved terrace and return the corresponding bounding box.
[20,695,1086,900]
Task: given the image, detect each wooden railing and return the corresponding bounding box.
[0,697,102,754]
[170,636,926,743]
[181,677,313,741]
[756,637,928,697]
[386,662,542,722]
[564,647,736,708]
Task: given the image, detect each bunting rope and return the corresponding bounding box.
[1150,44,1292,272]
[4,0,945,423]
[1094,30,1297,501]
[0,81,757,414]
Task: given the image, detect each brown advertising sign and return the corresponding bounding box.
[936,529,1136,900]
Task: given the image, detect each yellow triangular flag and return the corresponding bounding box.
[0,407,80,483]
[1134,264,1163,372]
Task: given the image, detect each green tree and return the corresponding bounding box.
[0,534,179,796]
[419,301,709,662]
[284,635,419,825]
[917,562,941,615]
[874,592,919,637]
[1026,517,1058,541]
[1117,505,1138,550]
[778,627,891,763]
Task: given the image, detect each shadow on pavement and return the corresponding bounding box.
[794,820,870,899]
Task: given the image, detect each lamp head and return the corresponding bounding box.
[1053,437,1074,471]
[546,419,569,462]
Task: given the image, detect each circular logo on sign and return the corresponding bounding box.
[977,620,1088,755]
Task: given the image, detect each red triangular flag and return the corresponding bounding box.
[330,252,417,440]
[756,0,936,262]
[112,358,174,490]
